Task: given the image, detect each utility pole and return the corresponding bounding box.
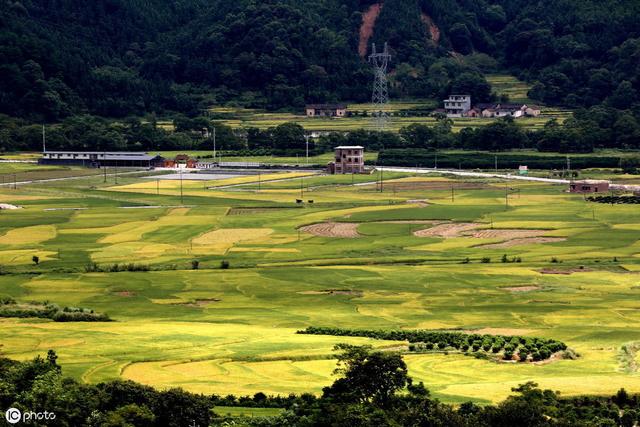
[434,152,438,169]
[103,162,107,183]
[213,126,217,163]
[505,184,509,209]
[379,167,384,192]
[258,172,261,192]
[179,168,184,204]
[305,134,309,165]
[451,185,455,203]
[157,179,160,195]
[13,173,16,190]
[114,160,118,184]
[567,156,571,176]
[42,124,46,153]
[495,155,498,173]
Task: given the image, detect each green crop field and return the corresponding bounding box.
[202,75,570,133]
[213,111,564,133]
[1,167,640,404]
[486,74,534,103]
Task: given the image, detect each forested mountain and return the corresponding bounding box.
[1,0,639,121]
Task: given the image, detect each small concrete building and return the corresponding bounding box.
[40,151,164,168]
[569,180,610,194]
[305,104,348,117]
[443,95,471,118]
[328,146,365,174]
[164,154,198,169]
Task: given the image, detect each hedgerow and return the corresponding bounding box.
[297,327,567,362]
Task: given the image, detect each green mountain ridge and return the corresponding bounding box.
[1,0,639,120]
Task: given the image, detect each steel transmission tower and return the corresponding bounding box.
[368,43,391,130]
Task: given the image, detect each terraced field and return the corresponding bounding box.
[1,169,640,403]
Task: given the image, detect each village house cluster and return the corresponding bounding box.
[442,95,541,119]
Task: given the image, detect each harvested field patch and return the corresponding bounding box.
[413,222,480,238]
[192,228,273,245]
[406,199,430,207]
[0,203,21,210]
[175,298,221,308]
[478,237,566,249]
[300,222,360,238]
[298,289,363,297]
[380,220,443,224]
[116,291,135,297]
[230,247,299,253]
[538,267,593,275]
[468,229,549,239]
[501,286,542,292]
[228,208,284,215]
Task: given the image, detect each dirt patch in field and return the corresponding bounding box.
[538,267,593,275]
[227,207,288,216]
[406,199,429,207]
[359,3,383,57]
[300,222,360,238]
[116,291,135,297]
[0,203,21,210]
[174,298,221,308]
[501,286,542,292]
[381,220,443,224]
[469,229,549,239]
[414,222,481,238]
[298,289,363,297]
[478,237,567,249]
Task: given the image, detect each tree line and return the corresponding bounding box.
[2,347,639,426]
[4,109,640,158]
[298,326,568,362]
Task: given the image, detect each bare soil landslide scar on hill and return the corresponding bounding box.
[300,222,361,238]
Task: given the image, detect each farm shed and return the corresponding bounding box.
[40,151,165,168]
[305,104,348,117]
[569,180,610,193]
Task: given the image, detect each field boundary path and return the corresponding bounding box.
[378,167,570,184]
[0,169,145,186]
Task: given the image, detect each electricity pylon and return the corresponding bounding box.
[369,42,391,131]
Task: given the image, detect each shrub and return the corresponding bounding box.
[191,260,200,270]
[518,350,529,362]
[220,260,230,269]
[481,257,491,263]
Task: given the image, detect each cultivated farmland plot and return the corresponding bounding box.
[1,170,640,403]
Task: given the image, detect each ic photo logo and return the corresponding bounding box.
[4,407,56,424]
[4,408,21,424]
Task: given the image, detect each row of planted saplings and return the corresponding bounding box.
[587,195,640,204]
[298,327,567,362]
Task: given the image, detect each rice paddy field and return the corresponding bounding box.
[1,167,640,404]
[203,75,571,133]
[210,109,567,133]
